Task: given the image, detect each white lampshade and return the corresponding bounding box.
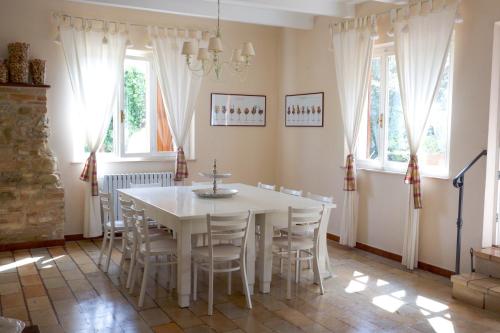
[197,48,209,60]
[181,41,197,56]
[208,36,223,53]
[241,42,255,57]
[231,49,242,63]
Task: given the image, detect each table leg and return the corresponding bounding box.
[246,214,255,295]
[177,220,192,307]
[316,208,333,283]
[257,214,273,293]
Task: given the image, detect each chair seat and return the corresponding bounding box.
[140,238,177,255]
[273,236,314,251]
[192,244,241,261]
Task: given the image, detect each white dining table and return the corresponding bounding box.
[117,183,336,307]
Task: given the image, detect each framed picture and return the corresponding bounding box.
[211,93,266,127]
[285,92,324,127]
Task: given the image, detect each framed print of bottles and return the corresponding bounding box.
[285,92,324,127]
[211,93,266,126]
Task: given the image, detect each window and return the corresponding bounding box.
[74,49,190,161]
[357,43,453,178]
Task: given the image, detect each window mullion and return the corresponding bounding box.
[381,52,389,170]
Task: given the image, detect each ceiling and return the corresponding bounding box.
[71,0,407,29]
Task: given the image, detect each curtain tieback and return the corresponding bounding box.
[404,154,422,209]
[343,154,356,191]
[174,147,189,181]
[80,152,98,196]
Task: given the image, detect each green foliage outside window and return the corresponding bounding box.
[124,67,147,135]
[100,66,146,153]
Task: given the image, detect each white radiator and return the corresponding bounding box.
[101,172,174,220]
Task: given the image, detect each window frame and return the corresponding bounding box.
[72,49,195,163]
[356,42,453,179]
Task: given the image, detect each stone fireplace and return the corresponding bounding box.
[0,84,64,246]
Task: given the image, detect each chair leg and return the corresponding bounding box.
[98,230,108,267]
[287,251,292,300]
[241,257,252,309]
[314,248,324,295]
[193,261,198,301]
[104,233,114,273]
[325,248,333,276]
[208,262,214,316]
[129,259,139,294]
[139,260,150,307]
[126,243,136,289]
[119,243,127,276]
[279,249,284,276]
[295,251,300,283]
[227,261,232,295]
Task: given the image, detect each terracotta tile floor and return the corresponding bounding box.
[0,240,499,333]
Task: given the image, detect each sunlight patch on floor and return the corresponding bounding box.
[391,290,406,298]
[427,316,455,333]
[416,295,449,313]
[42,255,65,264]
[372,294,405,313]
[0,256,43,272]
[376,279,389,286]
[345,280,367,293]
[355,275,369,283]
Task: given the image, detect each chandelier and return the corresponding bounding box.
[181,0,255,79]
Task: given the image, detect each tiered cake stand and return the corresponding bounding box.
[192,160,239,198]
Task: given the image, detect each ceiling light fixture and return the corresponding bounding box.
[181,0,255,80]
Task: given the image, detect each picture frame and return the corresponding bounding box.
[210,93,266,127]
[285,92,324,127]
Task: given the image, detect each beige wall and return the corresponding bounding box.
[276,0,497,272]
[0,0,280,236]
[1,0,496,272]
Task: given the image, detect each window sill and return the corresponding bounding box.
[353,165,450,180]
[71,156,196,164]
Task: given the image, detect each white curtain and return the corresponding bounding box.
[331,22,374,247]
[150,27,202,181]
[394,3,457,269]
[60,23,127,237]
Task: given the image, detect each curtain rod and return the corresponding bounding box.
[330,0,460,27]
[52,12,210,34]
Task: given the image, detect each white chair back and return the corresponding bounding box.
[130,182,161,188]
[257,182,276,191]
[287,206,324,237]
[132,208,151,253]
[280,186,303,197]
[119,198,134,236]
[100,191,116,230]
[206,212,251,258]
[306,192,334,204]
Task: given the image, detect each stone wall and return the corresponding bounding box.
[0,85,64,244]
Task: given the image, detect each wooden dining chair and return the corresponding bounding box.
[306,192,334,275]
[129,208,177,307]
[98,191,126,273]
[192,211,253,315]
[257,182,276,191]
[273,205,325,299]
[279,186,303,197]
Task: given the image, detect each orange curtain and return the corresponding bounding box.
[156,84,174,151]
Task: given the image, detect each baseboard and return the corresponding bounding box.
[64,234,101,241]
[0,239,65,252]
[327,233,454,278]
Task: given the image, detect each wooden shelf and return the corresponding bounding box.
[0,82,50,88]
